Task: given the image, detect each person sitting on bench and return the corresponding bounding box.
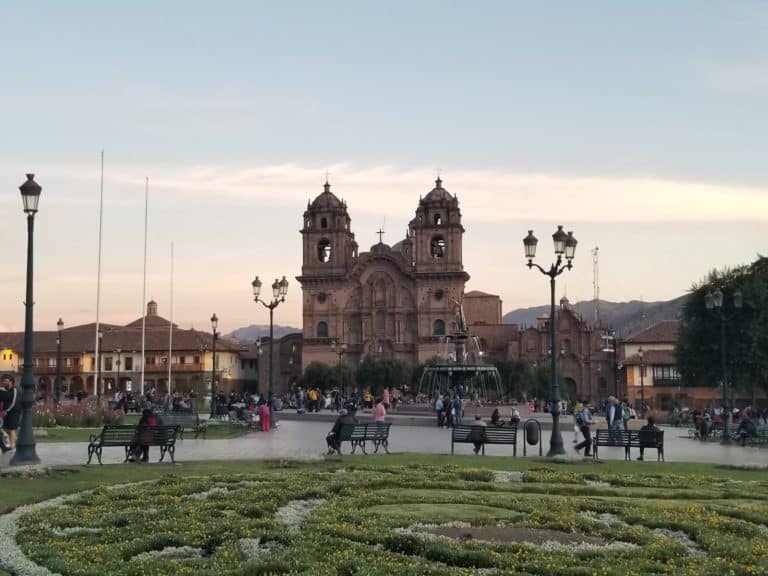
[637,416,660,461]
[130,408,157,463]
[326,408,357,453]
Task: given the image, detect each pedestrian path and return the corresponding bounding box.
[1,420,765,467]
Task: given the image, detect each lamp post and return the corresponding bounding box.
[601,330,618,398]
[95,329,103,403]
[523,225,577,458]
[251,275,289,404]
[638,346,645,419]
[705,288,742,445]
[115,348,122,393]
[11,174,42,465]
[55,318,63,405]
[331,339,347,398]
[210,314,218,419]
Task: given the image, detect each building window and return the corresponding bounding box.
[147,356,156,366]
[652,365,680,381]
[317,322,329,338]
[48,358,56,368]
[317,239,332,263]
[105,357,113,371]
[375,311,385,331]
[124,357,133,370]
[434,319,446,336]
[179,355,186,365]
[193,355,200,365]
[321,217,328,229]
[430,235,445,259]
[65,358,72,368]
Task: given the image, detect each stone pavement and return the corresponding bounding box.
[1,420,766,467]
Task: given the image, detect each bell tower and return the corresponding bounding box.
[410,177,465,273]
[300,181,357,277]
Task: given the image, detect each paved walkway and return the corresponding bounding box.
[1,421,766,467]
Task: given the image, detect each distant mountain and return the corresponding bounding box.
[226,324,301,342]
[502,296,688,337]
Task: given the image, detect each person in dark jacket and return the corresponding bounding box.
[0,375,21,451]
[326,409,358,454]
[130,408,157,463]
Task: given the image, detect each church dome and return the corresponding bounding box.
[310,181,344,210]
[423,177,455,203]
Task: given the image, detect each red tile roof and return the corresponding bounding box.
[622,349,677,366]
[624,320,679,344]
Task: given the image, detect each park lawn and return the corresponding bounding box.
[2,455,768,575]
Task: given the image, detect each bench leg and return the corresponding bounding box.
[624,446,630,461]
[350,440,357,455]
[87,445,95,465]
[360,441,367,455]
[95,447,103,465]
[451,440,455,455]
[383,439,390,454]
[169,445,175,463]
[159,446,167,463]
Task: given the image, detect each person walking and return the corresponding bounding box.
[0,374,21,451]
[257,399,271,432]
[574,400,594,457]
[372,397,387,424]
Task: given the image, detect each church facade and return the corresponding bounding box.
[297,178,469,370]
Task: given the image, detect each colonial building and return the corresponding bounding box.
[297,178,469,369]
[465,292,618,403]
[0,301,256,399]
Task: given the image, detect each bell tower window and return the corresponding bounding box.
[317,322,329,338]
[430,236,445,259]
[321,217,328,229]
[318,239,332,263]
[433,319,446,336]
[433,214,442,225]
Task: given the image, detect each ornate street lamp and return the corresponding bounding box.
[705,288,742,444]
[11,174,42,465]
[638,346,645,419]
[252,275,289,405]
[55,318,64,405]
[210,313,218,419]
[331,339,348,398]
[523,225,577,457]
[115,348,122,394]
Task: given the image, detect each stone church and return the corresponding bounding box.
[297,178,469,370]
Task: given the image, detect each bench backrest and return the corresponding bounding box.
[365,423,391,440]
[137,425,180,445]
[634,429,664,446]
[594,430,632,444]
[100,425,140,445]
[337,423,359,441]
[483,426,517,443]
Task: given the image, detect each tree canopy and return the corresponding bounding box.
[676,256,768,401]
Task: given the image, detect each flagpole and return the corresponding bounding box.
[168,241,174,396]
[94,150,104,402]
[140,177,149,397]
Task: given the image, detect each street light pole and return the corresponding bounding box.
[11,174,42,465]
[252,276,289,404]
[523,226,577,458]
[55,318,63,405]
[115,348,122,394]
[331,339,347,398]
[705,288,742,445]
[638,346,645,419]
[95,329,103,403]
[210,314,218,419]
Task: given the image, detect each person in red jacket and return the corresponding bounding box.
[130,408,157,463]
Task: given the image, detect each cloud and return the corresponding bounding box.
[104,163,768,223]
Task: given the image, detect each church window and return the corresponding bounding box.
[321,217,328,229]
[305,218,311,229]
[317,239,332,262]
[375,311,385,331]
[430,236,445,259]
[317,322,329,338]
[433,319,446,336]
[433,214,442,225]
[316,292,327,303]
[433,289,444,301]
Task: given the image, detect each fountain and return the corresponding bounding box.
[417,296,503,402]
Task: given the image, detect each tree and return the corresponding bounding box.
[676,256,768,402]
[300,361,335,390]
[356,356,409,396]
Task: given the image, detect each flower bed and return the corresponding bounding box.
[4,464,768,575]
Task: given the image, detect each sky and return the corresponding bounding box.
[1,1,767,334]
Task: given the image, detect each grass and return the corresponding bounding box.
[2,455,768,575]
